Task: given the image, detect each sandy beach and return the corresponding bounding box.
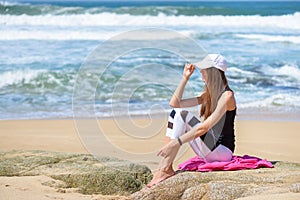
[0,118,299,162]
[0,118,300,200]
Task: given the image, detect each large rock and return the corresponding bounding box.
[0,150,152,196]
[2,150,300,199]
[132,162,300,200]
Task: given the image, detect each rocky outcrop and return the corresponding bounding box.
[132,162,300,200]
[0,150,152,196]
[1,150,300,199]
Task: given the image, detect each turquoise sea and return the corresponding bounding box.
[1,1,300,120]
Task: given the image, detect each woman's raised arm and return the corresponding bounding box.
[169,63,204,108]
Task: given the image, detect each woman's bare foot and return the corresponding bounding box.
[146,168,175,188]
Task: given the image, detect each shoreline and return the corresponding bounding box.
[1,107,300,122]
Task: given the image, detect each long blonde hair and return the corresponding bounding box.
[200,67,229,119]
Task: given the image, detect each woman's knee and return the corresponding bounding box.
[180,110,188,122]
[172,109,190,125]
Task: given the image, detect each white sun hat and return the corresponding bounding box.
[193,54,227,72]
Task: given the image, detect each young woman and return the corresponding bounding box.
[147,54,236,187]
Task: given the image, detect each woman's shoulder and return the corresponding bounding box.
[224,89,234,97]
[222,90,236,110]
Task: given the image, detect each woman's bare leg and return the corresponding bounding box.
[147,109,184,187]
[165,136,171,144]
[147,140,180,187]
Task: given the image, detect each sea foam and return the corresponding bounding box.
[235,34,300,44]
[1,12,300,29]
[0,69,45,88]
[1,13,299,41]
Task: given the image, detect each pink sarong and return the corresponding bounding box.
[178,155,273,172]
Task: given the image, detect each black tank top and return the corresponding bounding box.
[216,87,236,152]
[217,108,236,152]
[201,87,236,152]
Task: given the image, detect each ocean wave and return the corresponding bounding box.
[1,12,300,30]
[0,1,87,16]
[239,93,300,109]
[228,67,257,76]
[0,69,75,92]
[230,64,300,87]
[0,28,199,41]
[1,1,299,16]
[0,69,44,88]
[235,34,300,44]
[0,13,299,41]
[0,29,116,40]
[261,64,300,82]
